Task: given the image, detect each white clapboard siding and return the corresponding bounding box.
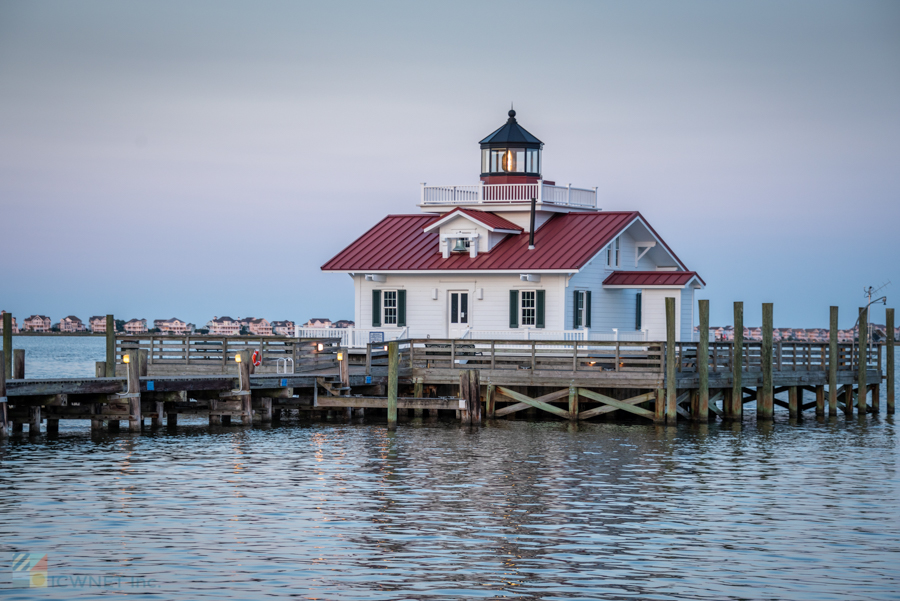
[641,289,681,342]
[355,273,568,339]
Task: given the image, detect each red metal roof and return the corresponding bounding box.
[602,271,705,287]
[321,211,676,272]
[425,208,523,232]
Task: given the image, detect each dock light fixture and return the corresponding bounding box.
[123,354,130,364]
[317,343,324,352]
[383,345,388,351]
[337,352,344,362]
[235,353,241,363]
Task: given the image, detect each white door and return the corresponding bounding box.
[448,291,469,338]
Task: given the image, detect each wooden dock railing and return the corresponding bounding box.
[364,338,882,377]
[115,335,341,375]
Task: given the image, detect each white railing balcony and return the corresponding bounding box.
[295,327,409,348]
[421,181,598,209]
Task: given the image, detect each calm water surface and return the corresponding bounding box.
[0,338,898,600]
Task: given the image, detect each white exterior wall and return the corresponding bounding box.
[354,273,568,338]
[641,289,680,342]
[681,286,695,341]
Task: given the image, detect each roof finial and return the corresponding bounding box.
[508,103,516,121]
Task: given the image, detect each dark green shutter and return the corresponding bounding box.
[372,290,381,327]
[509,290,519,328]
[585,291,592,328]
[397,289,406,327]
[536,290,545,329]
[635,292,642,330]
[573,290,581,328]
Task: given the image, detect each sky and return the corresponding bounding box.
[1,0,898,330]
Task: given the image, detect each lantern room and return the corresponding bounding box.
[479,109,543,184]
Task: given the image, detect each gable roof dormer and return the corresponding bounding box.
[423,208,522,258]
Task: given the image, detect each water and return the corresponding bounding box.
[2,336,106,378]
[1,337,898,599]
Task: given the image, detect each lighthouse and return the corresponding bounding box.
[321,110,704,344]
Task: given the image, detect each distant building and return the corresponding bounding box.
[0,311,18,333]
[303,318,333,329]
[207,316,241,336]
[271,320,295,336]
[245,318,272,336]
[124,318,148,334]
[333,319,355,329]
[59,315,86,333]
[89,316,107,333]
[153,317,192,335]
[23,315,51,332]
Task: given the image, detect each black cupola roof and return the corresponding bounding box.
[479,110,543,149]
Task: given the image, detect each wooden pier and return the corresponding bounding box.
[0,304,894,437]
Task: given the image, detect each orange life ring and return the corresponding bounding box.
[251,350,262,366]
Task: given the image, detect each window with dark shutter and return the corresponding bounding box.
[372,290,382,327]
[509,290,519,328]
[635,292,642,330]
[397,290,406,327]
[585,291,592,328]
[536,290,545,328]
[573,289,582,329]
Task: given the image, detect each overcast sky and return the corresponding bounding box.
[1,0,898,329]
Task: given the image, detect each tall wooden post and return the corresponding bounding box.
[665,297,677,423]
[758,303,774,420]
[105,314,116,377]
[887,308,895,415]
[126,349,141,432]
[0,350,8,438]
[460,369,481,426]
[387,341,398,430]
[815,385,825,416]
[828,306,838,416]
[858,306,868,414]
[728,302,743,420]
[240,350,252,425]
[655,388,665,423]
[13,349,24,379]
[696,299,709,422]
[2,312,11,379]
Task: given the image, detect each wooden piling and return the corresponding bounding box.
[95,361,106,378]
[728,302,743,420]
[697,299,709,422]
[413,378,424,417]
[568,385,578,421]
[126,349,141,432]
[815,385,825,416]
[105,314,115,377]
[655,389,665,422]
[858,306,868,414]
[13,349,25,379]
[788,386,798,418]
[387,341,398,429]
[261,398,273,423]
[887,308,895,415]
[829,306,839,416]
[665,297,676,423]
[2,312,11,379]
[758,303,774,420]
[0,350,8,438]
[460,370,481,425]
[481,383,493,418]
[152,401,164,428]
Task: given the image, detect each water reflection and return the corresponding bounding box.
[0,416,897,600]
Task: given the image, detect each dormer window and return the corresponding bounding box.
[606,237,620,268]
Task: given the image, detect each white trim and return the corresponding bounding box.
[423,210,522,234]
